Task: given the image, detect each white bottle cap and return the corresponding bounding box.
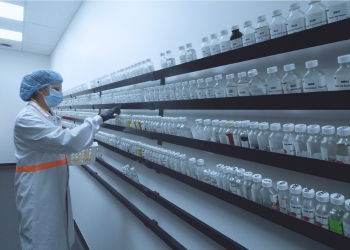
[197,78,204,84]
[186,43,192,48]
[250,121,259,129]
[202,37,209,43]
[244,20,252,27]
[219,120,227,126]
[230,167,238,175]
[290,3,300,10]
[330,193,345,205]
[204,119,211,125]
[307,124,320,134]
[283,123,295,132]
[322,125,335,135]
[295,124,307,133]
[223,167,231,174]
[337,54,350,64]
[259,122,269,130]
[267,66,278,74]
[302,187,315,198]
[253,174,262,182]
[216,164,224,171]
[226,74,235,80]
[189,157,196,164]
[215,74,223,80]
[241,120,250,127]
[179,46,185,50]
[166,50,172,54]
[189,80,196,85]
[277,181,288,191]
[270,123,281,131]
[305,60,318,69]
[231,25,239,31]
[210,171,218,178]
[248,69,258,77]
[272,9,282,17]
[337,126,350,136]
[205,77,214,83]
[195,118,203,125]
[284,64,296,71]
[210,33,218,40]
[203,169,211,176]
[234,121,242,128]
[316,191,329,202]
[212,120,219,126]
[180,154,186,160]
[226,120,235,127]
[160,52,165,56]
[262,178,272,187]
[197,159,205,166]
[345,199,350,211]
[244,172,253,180]
[290,184,302,194]
[257,15,266,22]
[237,168,245,176]
[182,81,188,87]
[220,29,228,36]
[238,72,247,78]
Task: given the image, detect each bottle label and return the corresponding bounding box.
[287,17,306,34]
[283,142,295,155]
[266,82,283,95]
[270,194,279,210]
[302,208,315,223]
[321,147,329,161]
[305,11,327,29]
[214,88,226,98]
[334,75,350,90]
[336,155,350,164]
[270,23,287,39]
[220,40,231,53]
[197,89,207,99]
[290,204,302,219]
[233,134,241,146]
[175,92,182,100]
[186,51,194,62]
[315,213,329,229]
[225,87,238,97]
[255,26,270,43]
[327,2,348,23]
[205,88,215,98]
[179,54,186,64]
[230,37,243,50]
[210,44,220,55]
[249,84,266,95]
[329,218,343,235]
[279,199,288,214]
[241,140,249,148]
[164,93,171,101]
[282,79,302,94]
[344,221,350,238]
[243,33,256,47]
[302,75,327,92]
[189,91,197,99]
[182,93,190,100]
[202,46,211,58]
[237,86,250,96]
[230,184,237,194]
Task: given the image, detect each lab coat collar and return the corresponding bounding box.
[29,101,51,118]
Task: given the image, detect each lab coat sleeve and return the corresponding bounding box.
[15,112,103,154]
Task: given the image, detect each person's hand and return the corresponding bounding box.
[99,106,121,122]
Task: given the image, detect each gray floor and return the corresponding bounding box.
[0,166,88,250]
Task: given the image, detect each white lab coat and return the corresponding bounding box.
[13,101,102,250]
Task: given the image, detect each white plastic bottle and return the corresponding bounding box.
[269,123,285,154]
[260,179,279,210]
[257,122,271,151]
[302,60,328,92]
[242,20,256,47]
[219,29,231,53]
[201,37,211,58]
[160,52,167,69]
[235,169,245,197]
[196,78,207,99]
[229,167,238,194]
[232,121,242,147]
[320,125,337,162]
[211,120,220,142]
[248,121,259,149]
[189,157,197,179]
[214,74,226,98]
[270,9,287,39]
[196,159,208,181]
[251,174,262,203]
[219,120,228,144]
[327,0,350,23]
[180,117,193,138]
[194,118,204,140]
[315,191,331,229]
[290,184,303,219]
[189,80,198,99]
[287,3,306,34]
[203,119,212,141]
[282,64,303,94]
[335,126,350,164]
[222,166,231,191]
[180,154,189,175]
[248,69,266,96]
[205,77,216,98]
[169,83,176,100]
[209,33,221,56]
[302,187,316,224]
[175,82,183,100]
[242,172,254,200]
[237,72,251,96]
[277,181,290,214]
[306,124,322,160]
[255,15,271,43]
[182,81,190,100]
[225,74,238,97]
[333,54,350,91]
[282,123,296,155]
[166,50,176,67]
[179,46,187,64]
[305,0,328,29]
[342,199,350,238]
[294,124,309,157]
[146,59,155,72]
[265,66,283,95]
[216,164,225,189]
[186,43,197,62]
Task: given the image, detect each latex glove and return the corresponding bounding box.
[99,106,121,122]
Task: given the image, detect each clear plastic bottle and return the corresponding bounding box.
[327,0,350,23]
[248,69,266,96]
[242,172,254,200]
[203,119,212,141]
[189,157,197,179]
[225,74,238,97]
[290,184,303,219]
[214,74,226,98]
[211,120,220,142]
[237,72,251,96]
[210,171,219,187]
[160,52,167,69]
[269,123,284,154]
[196,78,207,99]
[257,122,271,151]
[205,77,216,99]
[186,43,197,62]
[248,121,259,149]
[251,174,262,203]
[194,118,204,140]
[219,29,231,53]
[175,82,183,100]
[320,125,337,162]
[302,60,328,92]
[180,154,189,175]
[130,167,140,183]
[202,169,212,184]
[222,166,232,191]
[235,169,245,197]
[197,159,209,181]
[302,187,316,224]
[287,3,306,34]
[169,83,176,100]
[180,117,193,138]
[265,66,283,95]
[255,15,271,43]
[216,164,225,189]
[164,85,171,101]
[260,179,279,210]
[230,25,243,50]
[173,152,181,172]
[201,37,211,58]
[229,167,238,195]
[225,121,235,146]
[333,54,350,91]
[294,124,309,157]
[240,120,250,148]
[270,9,287,39]
[315,191,331,229]
[282,123,296,155]
[188,80,198,99]
[166,50,176,67]
[282,64,303,94]
[329,193,346,235]
[342,199,350,238]
[153,87,160,102]
[209,33,221,56]
[305,0,328,29]
[335,126,350,164]
[146,59,155,72]
[277,181,290,214]
[242,20,256,47]
[233,121,242,147]
[218,120,228,144]
[179,46,187,64]
[306,124,322,160]
[158,86,165,101]
[182,81,190,100]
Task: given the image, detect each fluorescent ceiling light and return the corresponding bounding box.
[0,28,22,41]
[0,2,24,21]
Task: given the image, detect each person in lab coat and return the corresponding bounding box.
[13,69,120,250]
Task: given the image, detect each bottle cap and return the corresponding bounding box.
[160,52,165,56]
[270,123,281,131]
[241,120,250,127]
[202,37,209,43]
[248,69,258,77]
[283,123,295,132]
[250,121,259,129]
[175,82,182,87]
[234,121,242,128]
[189,80,196,85]
[219,120,227,126]
[337,54,350,64]
[330,193,345,205]
[226,74,235,80]
[305,60,318,69]
[244,20,252,27]
[223,167,231,173]
[197,78,204,85]
[290,184,302,194]
[237,168,245,176]
[345,199,350,211]
[212,119,219,126]
[337,126,350,136]
[215,74,223,80]
[203,169,211,176]
[210,33,218,39]
[272,9,282,17]
[225,120,235,127]
[195,118,203,124]
[267,66,278,74]
[175,152,180,157]
[238,72,247,78]
[302,187,315,198]
[180,154,186,160]
[307,124,320,134]
[290,3,300,10]
[231,25,239,31]
[205,77,214,83]
[316,191,329,202]
[322,125,335,135]
[204,119,211,125]
[189,157,196,164]
[257,15,266,22]
[295,124,307,133]
[182,81,189,87]
[244,172,253,180]
[166,50,172,54]
[216,164,224,171]
[220,29,228,36]
[179,46,185,50]
[197,159,205,166]
[259,122,269,130]
[253,174,262,182]
[284,64,296,71]
[230,167,238,174]
[277,181,288,191]
[186,43,192,48]
[210,171,218,178]
[262,178,272,187]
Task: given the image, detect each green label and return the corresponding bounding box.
[329,218,343,235]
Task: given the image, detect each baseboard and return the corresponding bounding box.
[0,163,16,168]
[74,220,90,250]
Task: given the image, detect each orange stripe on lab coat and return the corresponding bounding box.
[16,158,68,172]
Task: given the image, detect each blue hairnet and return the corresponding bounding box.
[20,69,63,101]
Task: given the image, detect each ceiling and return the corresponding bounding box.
[0,0,83,55]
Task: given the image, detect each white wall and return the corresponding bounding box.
[0,49,50,163]
[50,1,349,250]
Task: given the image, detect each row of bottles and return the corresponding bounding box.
[121,164,140,184]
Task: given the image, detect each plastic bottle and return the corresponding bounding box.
[182,81,190,100]
[269,123,284,154]
[306,124,322,160]
[237,72,251,96]
[179,46,187,64]
[194,118,204,140]
[205,77,216,99]
[225,121,235,145]
[214,74,226,98]
[174,153,182,172]
[130,167,140,183]
[216,164,225,189]
[333,54,350,91]
[166,50,176,67]
[202,169,212,184]
[260,179,279,210]
[218,120,228,144]
[302,60,328,92]
[287,3,306,34]
[290,184,303,219]
[255,15,271,43]
[265,66,283,95]
[248,122,260,150]
[189,157,197,179]
[242,20,256,47]
[219,29,231,53]
[221,166,231,191]
[270,9,287,39]
[336,126,350,164]
[201,37,211,58]
[305,0,328,29]
[248,69,266,96]
[180,154,189,175]
[146,59,155,72]
[160,52,167,69]
[320,125,337,162]
[277,181,290,214]
[189,80,198,99]
[153,86,160,102]
[209,33,221,56]
[342,199,350,238]
[251,174,262,203]
[180,117,193,138]
[225,74,238,97]
[196,78,207,99]
[257,122,271,151]
[211,120,220,142]
[175,82,183,100]
[315,191,331,229]
[229,167,238,195]
[186,43,197,62]
[282,123,296,155]
[282,64,303,94]
[196,159,208,181]
[235,169,245,197]
[329,193,345,235]
[232,121,242,147]
[169,83,176,100]
[242,172,254,200]
[203,119,212,141]
[302,187,316,224]
[230,25,243,50]
[240,120,250,148]
[294,124,309,157]
[210,171,219,187]
[327,0,350,23]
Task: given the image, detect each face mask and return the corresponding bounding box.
[44,88,63,107]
